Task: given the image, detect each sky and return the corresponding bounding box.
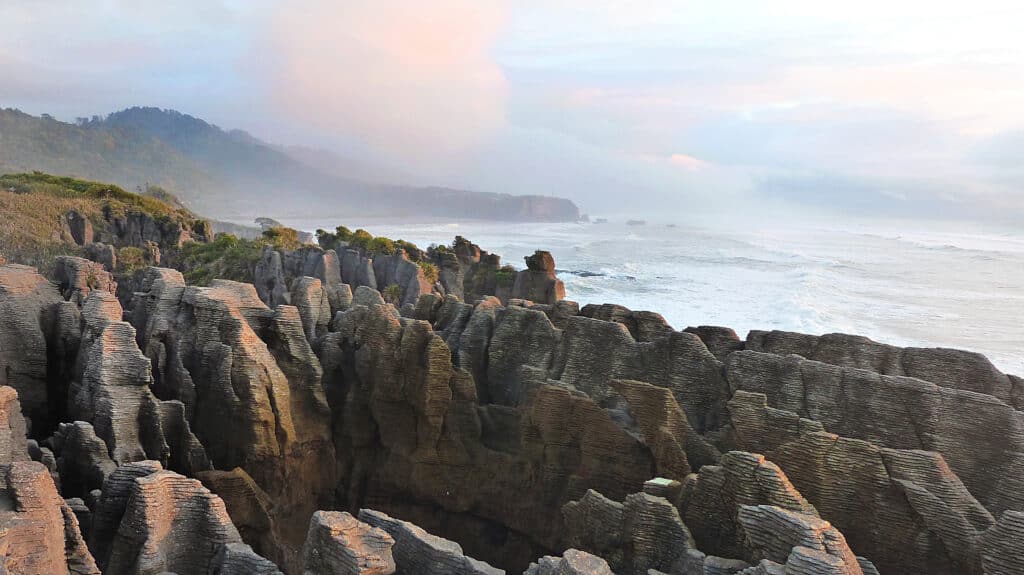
[1,0,1023,222]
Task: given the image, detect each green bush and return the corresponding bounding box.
[418,261,439,283]
[178,233,263,286]
[367,236,397,255]
[383,283,403,304]
[495,265,517,288]
[117,246,147,274]
[261,226,301,250]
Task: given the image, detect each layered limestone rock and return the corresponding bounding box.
[93,461,280,575]
[358,509,503,575]
[198,467,284,567]
[726,351,1024,518]
[69,291,168,464]
[728,390,998,575]
[524,549,615,575]
[580,303,674,342]
[981,511,1024,575]
[301,510,396,575]
[562,490,695,575]
[679,451,818,560]
[0,386,29,463]
[53,255,117,305]
[745,330,1023,409]
[322,298,683,570]
[738,505,871,575]
[0,263,66,431]
[683,326,744,362]
[0,461,99,574]
[51,420,116,497]
[511,251,565,305]
[128,271,336,568]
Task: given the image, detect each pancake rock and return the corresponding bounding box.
[95,461,279,575]
[0,461,99,574]
[512,251,565,305]
[725,350,1024,518]
[728,390,997,575]
[561,490,695,575]
[745,330,1023,409]
[301,510,396,575]
[358,509,503,575]
[524,549,615,575]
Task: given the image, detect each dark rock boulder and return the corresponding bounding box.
[512,251,565,305]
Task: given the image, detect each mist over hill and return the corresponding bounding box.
[0,107,580,222]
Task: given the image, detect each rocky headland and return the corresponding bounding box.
[0,189,1022,574]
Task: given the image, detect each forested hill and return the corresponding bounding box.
[0,107,581,222]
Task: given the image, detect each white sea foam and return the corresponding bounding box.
[281,217,1024,374]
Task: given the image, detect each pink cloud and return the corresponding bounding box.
[668,153,708,171]
[261,0,509,159]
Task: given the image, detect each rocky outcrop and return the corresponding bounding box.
[524,550,615,575]
[726,351,1024,518]
[512,251,565,305]
[0,386,29,463]
[128,271,337,569]
[738,505,869,575]
[0,263,67,430]
[683,326,744,362]
[0,461,99,574]
[93,461,280,574]
[581,303,674,342]
[562,490,695,575]
[301,510,396,575]
[745,330,1023,409]
[358,509,503,575]
[728,390,997,575]
[2,235,1023,575]
[679,451,818,560]
[53,256,117,305]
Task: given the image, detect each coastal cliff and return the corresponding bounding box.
[0,209,1022,574]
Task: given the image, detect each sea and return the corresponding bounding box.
[272,217,1024,375]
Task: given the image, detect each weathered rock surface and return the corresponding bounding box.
[524,549,615,575]
[0,386,29,463]
[728,390,997,575]
[726,351,1024,518]
[0,461,100,574]
[358,509,503,575]
[562,490,695,575]
[512,251,565,305]
[581,303,674,342]
[93,461,280,575]
[53,255,117,305]
[738,505,869,575]
[301,510,396,575]
[0,264,65,431]
[746,330,1023,409]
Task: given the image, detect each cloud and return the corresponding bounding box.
[259,0,509,160]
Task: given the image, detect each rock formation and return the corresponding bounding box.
[0,234,1022,575]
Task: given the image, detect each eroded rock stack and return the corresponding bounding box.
[0,243,1021,575]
